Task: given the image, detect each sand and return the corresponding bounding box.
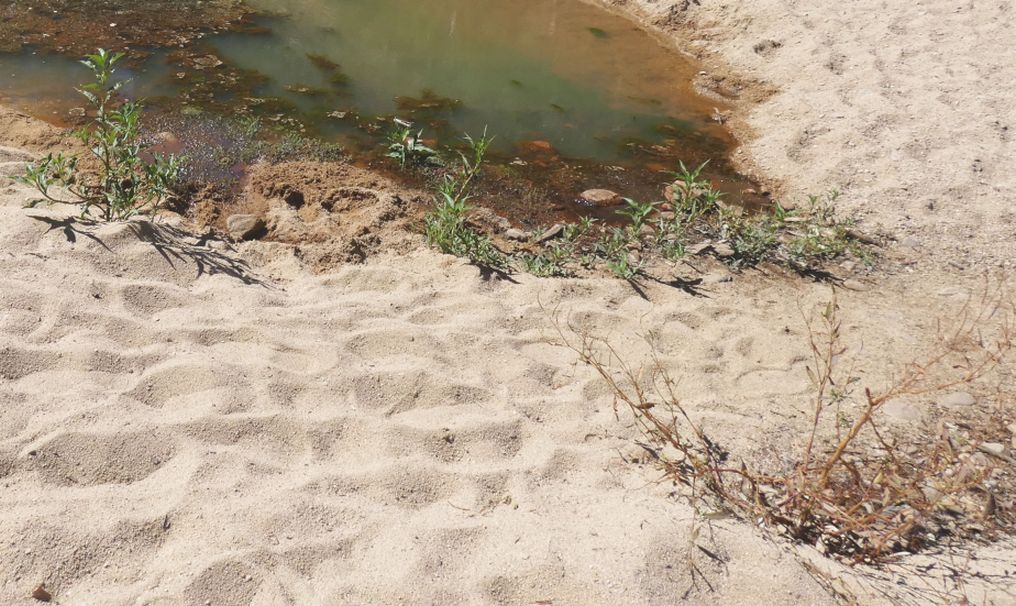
[2,0,1015,604]
[594,0,1016,271]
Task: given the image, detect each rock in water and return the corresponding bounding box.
[578,189,622,207]
[226,214,266,241]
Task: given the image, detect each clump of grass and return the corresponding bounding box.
[18,49,182,221]
[518,242,573,278]
[617,197,660,231]
[721,209,781,267]
[415,132,872,281]
[554,282,1015,564]
[424,130,508,269]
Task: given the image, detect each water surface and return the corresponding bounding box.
[0,0,757,221]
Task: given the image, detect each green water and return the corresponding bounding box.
[0,0,735,163]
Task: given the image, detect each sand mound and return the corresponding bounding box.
[0,173,850,604]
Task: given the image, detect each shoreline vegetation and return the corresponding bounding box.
[1,0,1015,604]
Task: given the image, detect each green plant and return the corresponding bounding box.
[519,242,572,277]
[667,161,722,223]
[385,124,440,168]
[593,226,641,279]
[723,211,780,267]
[424,129,508,268]
[19,49,182,221]
[617,198,659,230]
[655,217,688,261]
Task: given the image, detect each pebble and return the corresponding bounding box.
[938,391,976,407]
[536,224,564,243]
[713,242,735,258]
[226,214,265,241]
[979,443,1007,459]
[504,228,529,241]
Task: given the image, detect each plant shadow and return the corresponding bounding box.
[128,221,270,287]
[29,214,269,287]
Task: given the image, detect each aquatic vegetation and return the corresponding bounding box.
[19,49,182,222]
[395,89,463,113]
[306,53,352,89]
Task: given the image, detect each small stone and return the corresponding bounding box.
[193,55,223,69]
[979,443,1007,459]
[842,279,868,291]
[704,271,733,284]
[882,400,923,423]
[504,228,529,241]
[938,392,976,408]
[658,211,676,222]
[32,585,51,602]
[638,224,655,238]
[627,251,641,265]
[688,242,712,256]
[226,214,265,241]
[713,242,735,258]
[537,224,565,243]
[578,189,622,207]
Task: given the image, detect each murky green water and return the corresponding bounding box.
[0,0,757,221]
[0,0,733,161]
[207,0,731,160]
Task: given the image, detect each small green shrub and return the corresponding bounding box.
[18,49,182,221]
[616,198,659,230]
[518,242,572,277]
[723,211,780,267]
[386,124,440,169]
[667,161,722,222]
[424,130,509,268]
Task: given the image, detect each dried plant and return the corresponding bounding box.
[554,280,1014,564]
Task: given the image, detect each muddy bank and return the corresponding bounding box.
[0,0,251,55]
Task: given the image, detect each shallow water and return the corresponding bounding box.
[0,0,758,220]
[209,0,733,160]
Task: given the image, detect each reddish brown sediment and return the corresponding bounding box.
[0,0,252,55]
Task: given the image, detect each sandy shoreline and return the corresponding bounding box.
[593,0,1016,271]
[2,1,1016,604]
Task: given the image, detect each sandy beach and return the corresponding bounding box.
[2,1,1015,604]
